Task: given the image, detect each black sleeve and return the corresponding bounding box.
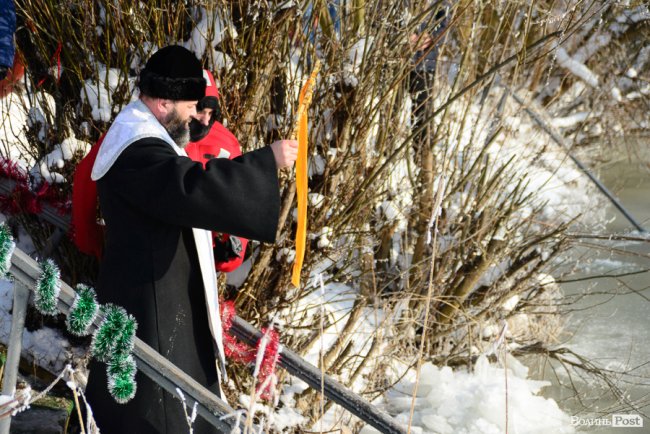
[102,138,280,243]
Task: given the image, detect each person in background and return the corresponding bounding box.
[0,0,16,81]
[186,70,248,274]
[409,2,449,153]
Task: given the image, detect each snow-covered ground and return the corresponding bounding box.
[362,356,573,434]
[266,271,574,433]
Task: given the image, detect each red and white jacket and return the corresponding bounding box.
[186,120,248,273]
[186,69,248,273]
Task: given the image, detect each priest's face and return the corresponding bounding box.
[163,101,198,148]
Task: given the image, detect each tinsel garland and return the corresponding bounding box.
[253,327,280,401]
[0,220,137,404]
[107,354,136,378]
[220,300,281,401]
[0,223,15,276]
[112,314,137,358]
[66,284,99,336]
[0,157,70,216]
[91,304,138,403]
[34,259,61,315]
[91,304,133,362]
[107,354,137,404]
[108,367,137,404]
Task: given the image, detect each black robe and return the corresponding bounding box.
[85,138,280,434]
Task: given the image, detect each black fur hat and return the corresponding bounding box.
[138,46,206,101]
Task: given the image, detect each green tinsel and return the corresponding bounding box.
[108,368,137,404]
[113,315,136,355]
[107,354,136,378]
[106,314,137,403]
[66,284,99,336]
[34,259,61,316]
[0,223,15,276]
[91,304,129,362]
[90,303,139,404]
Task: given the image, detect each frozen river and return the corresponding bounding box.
[542,145,650,433]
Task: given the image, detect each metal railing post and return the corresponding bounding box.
[0,281,30,434]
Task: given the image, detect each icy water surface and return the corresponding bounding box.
[542,147,650,433]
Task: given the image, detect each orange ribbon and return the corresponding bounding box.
[291,61,321,288]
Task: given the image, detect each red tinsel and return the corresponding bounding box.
[220,300,281,402]
[0,182,41,214]
[0,158,28,182]
[0,158,70,217]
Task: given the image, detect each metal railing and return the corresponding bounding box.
[502,84,647,233]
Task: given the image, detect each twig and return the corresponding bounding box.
[407,177,446,433]
[319,274,326,433]
[175,388,198,434]
[72,389,86,434]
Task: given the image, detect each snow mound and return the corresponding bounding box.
[81,64,136,122]
[361,355,574,434]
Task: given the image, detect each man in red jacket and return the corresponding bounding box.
[186,70,248,273]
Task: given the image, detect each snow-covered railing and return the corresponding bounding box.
[0,177,407,433]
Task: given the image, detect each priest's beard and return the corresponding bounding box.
[162,108,191,148]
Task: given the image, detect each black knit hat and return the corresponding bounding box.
[138,46,206,101]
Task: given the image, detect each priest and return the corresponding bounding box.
[85,45,297,434]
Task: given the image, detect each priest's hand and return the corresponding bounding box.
[270,139,298,169]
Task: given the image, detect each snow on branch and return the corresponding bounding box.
[627,46,650,78]
[555,47,599,87]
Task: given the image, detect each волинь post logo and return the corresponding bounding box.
[571,414,644,428]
